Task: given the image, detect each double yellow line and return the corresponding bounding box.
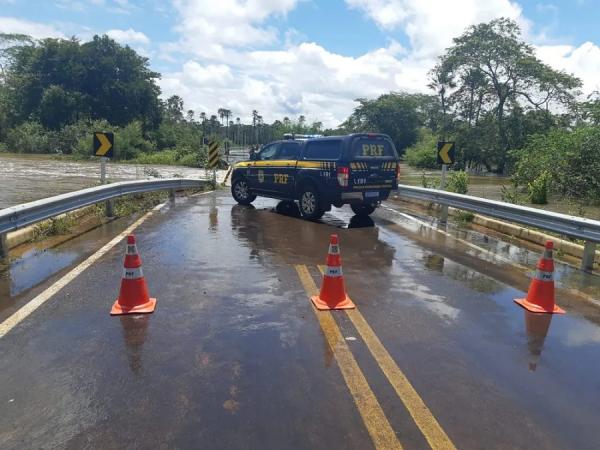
[294,265,456,450]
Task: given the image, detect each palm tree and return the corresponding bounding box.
[252,110,259,145]
[209,114,218,135]
[256,115,263,144]
[236,117,241,145]
[199,112,207,135]
[223,109,232,140]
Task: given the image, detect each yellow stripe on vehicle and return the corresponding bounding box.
[296,161,323,169]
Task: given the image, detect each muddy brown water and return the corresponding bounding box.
[0,153,211,209]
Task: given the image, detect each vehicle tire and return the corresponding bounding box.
[298,185,324,220]
[231,178,256,205]
[351,203,376,216]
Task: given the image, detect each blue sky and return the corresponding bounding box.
[1,0,599,125]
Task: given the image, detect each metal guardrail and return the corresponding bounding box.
[396,185,600,271]
[0,178,206,236]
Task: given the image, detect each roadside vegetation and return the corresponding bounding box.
[1,18,599,207]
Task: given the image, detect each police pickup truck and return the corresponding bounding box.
[231,133,400,219]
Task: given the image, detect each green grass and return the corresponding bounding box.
[32,215,76,241]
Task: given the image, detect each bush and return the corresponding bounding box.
[115,121,155,160]
[528,171,550,204]
[500,184,524,204]
[132,149,179,165]
[446,171,469,194]
[6,122,53,153]
[62,119,112,157]
[421,172,439,189]
[512,126,600,203]
[405,129,438,169]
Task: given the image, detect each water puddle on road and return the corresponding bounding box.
[0,215,139,311]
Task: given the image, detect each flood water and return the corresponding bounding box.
[0,154,211,209]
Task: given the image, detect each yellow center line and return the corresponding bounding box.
[294,265,403,450]
[318,266,456,450]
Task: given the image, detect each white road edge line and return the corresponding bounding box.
[0,190,215,339]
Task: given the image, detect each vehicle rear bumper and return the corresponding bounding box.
[329,187,394,205]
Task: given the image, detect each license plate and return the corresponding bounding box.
[365,191,379,198]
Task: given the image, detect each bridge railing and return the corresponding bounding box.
[0,178,207,257]
[396,184,600,272]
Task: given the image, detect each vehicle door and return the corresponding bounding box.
[248,142,280,192]
[272,141,301,195]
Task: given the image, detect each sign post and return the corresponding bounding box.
[207,140,220,188]
[93,132,115,217]
[437,141,455,225]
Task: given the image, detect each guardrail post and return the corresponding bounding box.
[439,165,449,225]
[169,189,176,201]
[100,157,114,217]
[582,241,596,272]
[0,232,7,259]
[105,199,114,217]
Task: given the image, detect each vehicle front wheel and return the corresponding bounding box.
[231,178,256,205]
[298,185,324,220]
[351,203,377,216]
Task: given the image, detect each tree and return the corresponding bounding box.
[252,110,259,144]
[164,95,184,123]
[298,115,306,131]
[3,35,162,130]
[436,18,581,172]
[223,109,232,139]
[341,93,421,153]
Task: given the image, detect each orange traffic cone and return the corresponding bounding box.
[111,234,157,315]
[514,241,565,314]
[312,234,355,310]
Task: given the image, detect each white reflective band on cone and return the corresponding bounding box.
[123,266,143,279]
[326,266,343,277]
[543,249,553,260]
[534,269,553,281]
[126,244,138,255]
[329,245,339,255]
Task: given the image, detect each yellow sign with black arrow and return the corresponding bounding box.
[93,132,114,157]
[207,140,220,169]
[437,141,455,165]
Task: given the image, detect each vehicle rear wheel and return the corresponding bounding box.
[351,203,376,216]
[299,185,324,220]
[232,178,256,205]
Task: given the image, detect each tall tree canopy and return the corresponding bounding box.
[4,35,161,130]
[433,18,581,171]
[341,93,427,153]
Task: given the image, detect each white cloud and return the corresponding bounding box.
[106,28,150,45]
[157,0,600,128]
[170,0,299,58]
[159,41,433,127]
[346,0,525,57]
[536,42,600,94]
[0,16,65,39]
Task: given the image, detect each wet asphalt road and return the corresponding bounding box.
[2,190,600,449]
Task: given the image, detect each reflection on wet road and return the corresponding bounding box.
[2,191,600,449]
